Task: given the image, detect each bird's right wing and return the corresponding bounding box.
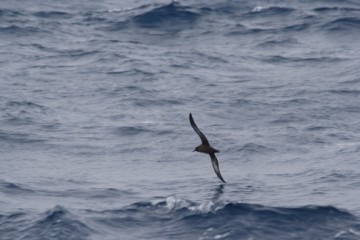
[189,113,210,145]
[209,153,226,183]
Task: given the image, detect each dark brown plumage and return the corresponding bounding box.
[189,113,226,183]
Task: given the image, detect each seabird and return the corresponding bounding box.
[189,113,226,183]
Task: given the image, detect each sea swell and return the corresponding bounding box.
[2,195,358,239]
[0,206,94,240]
[25,197,360,240]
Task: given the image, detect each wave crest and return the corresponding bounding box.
[87,197,359,239]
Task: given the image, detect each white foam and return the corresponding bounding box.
[165,196,192,211]
[334,230,347,238]
[252,6,266,12]
[189,201,214,213]
[214,232,231,239]
[349,228,360,236]
[165,196,218,213]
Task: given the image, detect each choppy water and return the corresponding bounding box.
[1,0,360,239]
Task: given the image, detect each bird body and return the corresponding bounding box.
[189,113,226,183]
[194,145,219,154]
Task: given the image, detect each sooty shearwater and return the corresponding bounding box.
[189,113,226,183]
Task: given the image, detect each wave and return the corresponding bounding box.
[22,206,95,240]
[249,6,295,15]
[259,55,345,65]
[234,143,276,155]
[1,100,48,127]
[1,197,359,239]
[114,126,152,136]
[314,7,360,12]
[0,9,22,17]
[0,25,44,35]
[0,180,134,200]
[1,206,94,240]
[0,130,46,144]
[108,2,199,32]
[0,180,35,195]
[87,197,360,240]
[323,17,360,31]
[33,11,73,19]
[113,124,173,137]
[131,2,199,28]
[5,101,45,110]
[96,1,360,38]
[329,89,360,95]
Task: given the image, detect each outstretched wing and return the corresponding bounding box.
[209,153,226,183]
[189,113,209,146]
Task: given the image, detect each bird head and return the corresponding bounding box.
[193,146,199,152]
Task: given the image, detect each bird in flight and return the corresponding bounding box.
[189,113,226,183]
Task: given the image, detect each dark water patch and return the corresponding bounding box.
[107,68,155,76]
[4,115,32,125]
[260,55,344,64]
[194,52,229,64]
[108,3,199,32]
[0,25,44,35]
[55,49,100,59]
[5,101,45,110]
[113,125,173,137]
[342,78,360,84]
[257,37,298,47]
[0,130,46,144]
[20,206,94,240]
[282,22,310,32]
[2,101,48,126]
[101,85,161,98]
[0,212,31,240]
[226,27,273,36]
[194,1,254,16]
[133,98,183,107]
[131,3,199,28]
[118,146,151,154]
[114,126,151,136]
[275,98,312,107]
[326,132,355,142]
[82,11,108,23]
[235,143,276,155]
[88,188,134,199]
[329,89,360,96]
[315,171,360,183]
[314,7,360,12]
[306,125,334,131]
[26,43,57,53]
[44,187,135,199]
[0,9,23,17]
[229,99,252,107]
[323,17,360,31]
[343,105,360,113]
[271,113,306,124]
[0,181,35,195]
[33,11,73,19]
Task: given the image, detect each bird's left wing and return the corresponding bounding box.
[209,153,226,183]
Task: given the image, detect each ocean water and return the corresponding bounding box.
[1,0,360,239]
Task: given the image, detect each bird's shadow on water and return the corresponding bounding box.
[209,182,254,203]
[211,183,225,201]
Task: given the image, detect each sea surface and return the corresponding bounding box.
[1,0,360,239]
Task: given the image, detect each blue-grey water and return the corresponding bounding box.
[1,0,360,239]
